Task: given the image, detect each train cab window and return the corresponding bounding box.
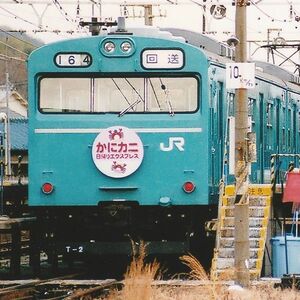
[39,76,198,114]
[40,78,90,112]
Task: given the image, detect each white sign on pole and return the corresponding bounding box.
[226,63,255,89]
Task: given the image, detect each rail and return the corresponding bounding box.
[0,274,121,300]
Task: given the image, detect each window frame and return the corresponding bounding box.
[37,73,201,115]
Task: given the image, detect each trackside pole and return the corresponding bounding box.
[234,0,250,287]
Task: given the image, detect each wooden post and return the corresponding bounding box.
[234,0,250,287]
[10,222,21,277]
[29,223,41,276]
[144,5,153,26]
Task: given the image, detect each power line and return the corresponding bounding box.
[0,40,29,57]
[1,0,298,4]
[52,0,76,22]
[0,4,84,37]
[4,29,86,35]
[0,28,39,48]
[0,5,40,28]
[249,0,294,23]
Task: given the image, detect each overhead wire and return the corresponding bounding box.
[285,0,300,20]
[249,0,293,23]
[0,28,39,48]
[0,40,29,57]
[0,53,26,62]
[52,0,76,23]
[0,2,88,38]
[0,5,40,28]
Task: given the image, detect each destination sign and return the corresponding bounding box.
[54,53,92,67]
[142,49,184,69]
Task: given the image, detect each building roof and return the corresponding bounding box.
[0,89,28,118]
[0,89,27,106]
[0,118,28,151]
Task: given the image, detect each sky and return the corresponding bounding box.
[1,0,300,72]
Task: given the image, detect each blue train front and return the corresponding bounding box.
[28,26,215,259]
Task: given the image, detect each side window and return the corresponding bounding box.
[248,97,256,131]
[266,102,273,126]
[292,104,297,152]
[282,106,286,150]
[228,93,235,117]
[266,102,274,151]
[287,107,292,151]
[218,82,224,140]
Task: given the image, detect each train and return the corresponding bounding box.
[27,20,300,266]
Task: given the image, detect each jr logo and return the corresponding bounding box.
[160,137,185,152]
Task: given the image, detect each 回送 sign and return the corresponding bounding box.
[142,49,184,69]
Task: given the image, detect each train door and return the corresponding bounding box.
[265,99,275,182]
[292,103,297,154]
[217,82,224,183]
[209,81,224,192]
[281,98,287,154]
[286,93,294,154]
[275,98,280,154]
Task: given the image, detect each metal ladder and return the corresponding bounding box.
[210,184,272,280]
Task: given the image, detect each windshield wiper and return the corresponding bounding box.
[119,78,145,117]
[112,78,133,108]
[160,78,174,116]
[119,98,142,117]
[149,79,162,110]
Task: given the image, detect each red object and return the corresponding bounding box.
[183,181,195,193]
[42,182,54,194]
[283,172,300,203]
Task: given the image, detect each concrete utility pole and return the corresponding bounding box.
[202,3,206,34]
[144,5,153,25]
[120,4,166,26]
[5,36,11,177]
[234,0,250,287]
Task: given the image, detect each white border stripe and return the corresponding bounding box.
[35,128,202,134]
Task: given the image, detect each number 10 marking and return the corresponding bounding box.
[229,65,240,79]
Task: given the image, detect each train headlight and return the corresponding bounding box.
[42,182,54,194]
[103,41,115,53]
[120,41,132,53]
[182,181,196,193]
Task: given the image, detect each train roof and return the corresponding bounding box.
[111,25,299,87]
[108,25,186,43]
[160,28,300,88]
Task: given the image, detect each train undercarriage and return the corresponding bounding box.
[33,203,217,270]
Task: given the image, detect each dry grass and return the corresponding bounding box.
[149,284,300,300]
[107,241,161,300]
[180,253,209,281]
[105,248,300,300]
[179,253,220,299]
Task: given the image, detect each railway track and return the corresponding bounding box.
[0,275,121,300]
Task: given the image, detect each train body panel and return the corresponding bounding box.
[28,33,211,208]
